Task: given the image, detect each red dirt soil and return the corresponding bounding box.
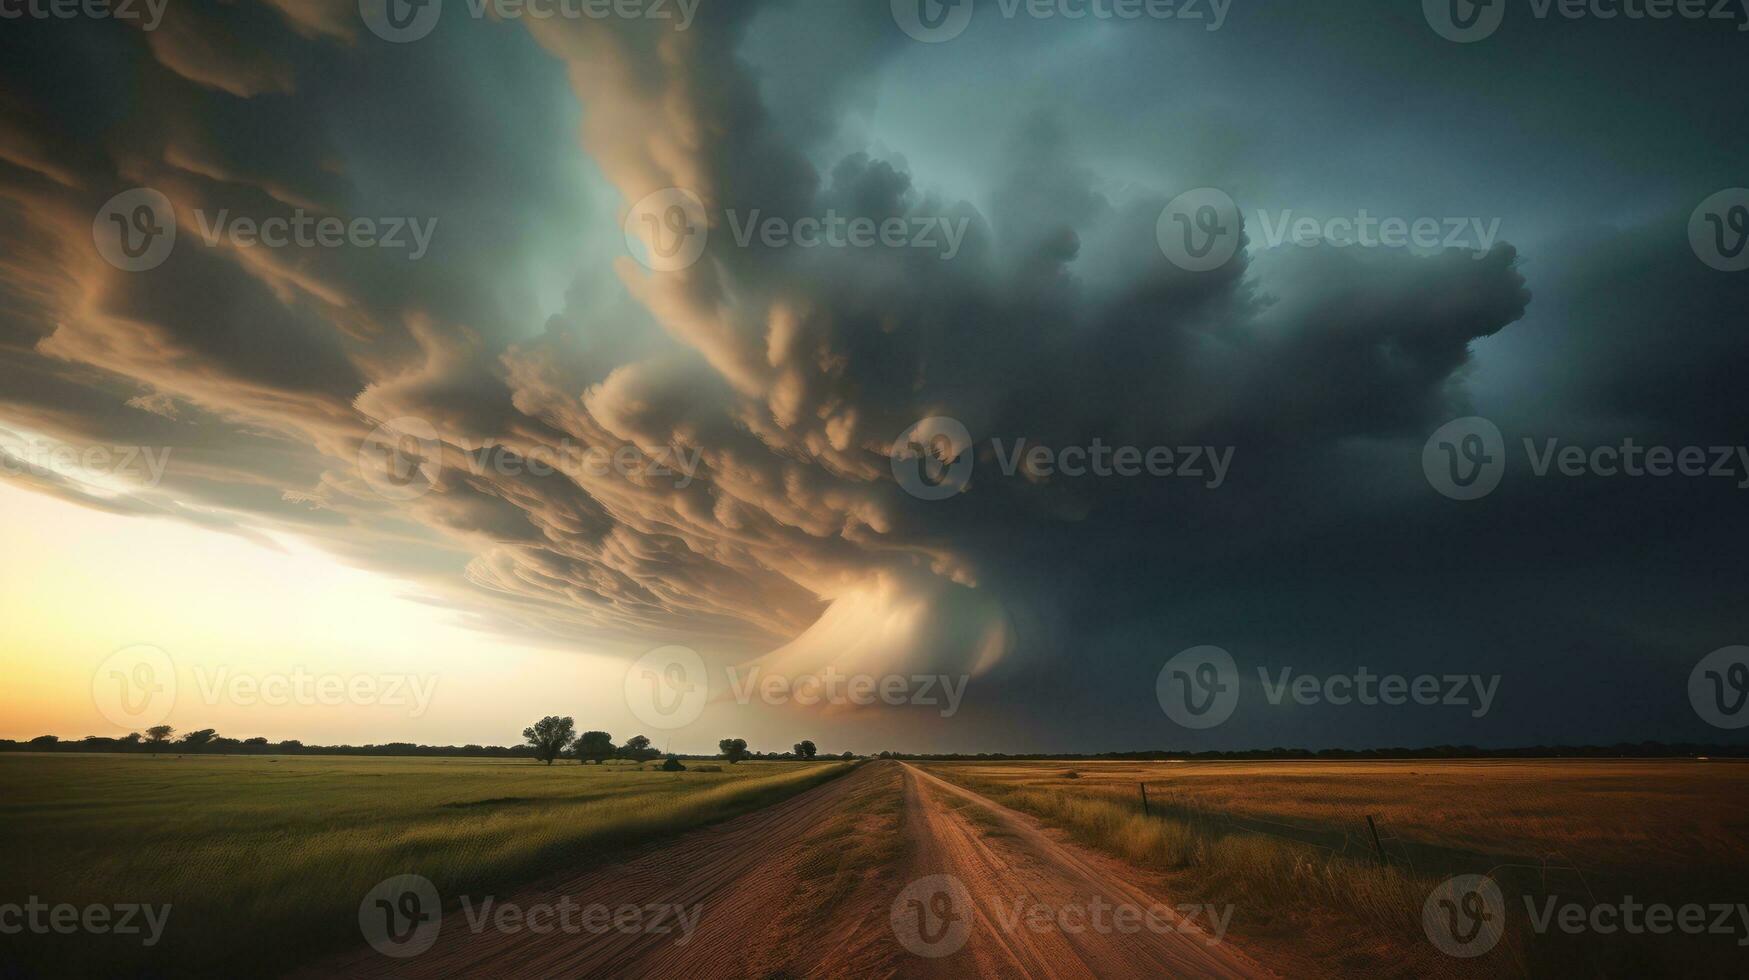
[306,760,1271,978]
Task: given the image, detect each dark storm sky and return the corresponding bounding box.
[1,0,1745,750]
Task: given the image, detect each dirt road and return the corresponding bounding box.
[310,760,1270,978]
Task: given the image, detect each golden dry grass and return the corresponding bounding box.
[925,759,1749,979]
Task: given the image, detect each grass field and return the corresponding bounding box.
[923,760,1749,978]
[0,753,851,977]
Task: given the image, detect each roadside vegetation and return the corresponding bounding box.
[924,760,1749,978]
[0,753,853,976]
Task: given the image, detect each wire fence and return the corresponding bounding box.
[1135,780,1599,894]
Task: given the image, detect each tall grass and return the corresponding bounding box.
[931,767,1504,978]
[0,754,851,977]
[928,761,1749,978]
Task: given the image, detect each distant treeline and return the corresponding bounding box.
[874,742,1749,761]
[0,734,543,757]
[0,733,828,761]
[3,735,1744,760]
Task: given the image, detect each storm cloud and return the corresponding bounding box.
[2,0,1744,750]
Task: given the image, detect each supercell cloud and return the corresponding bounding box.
[1,0,1744,750]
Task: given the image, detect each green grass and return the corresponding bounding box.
[0,753,851,977]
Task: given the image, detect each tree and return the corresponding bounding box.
[522,716,576,765]
[118,732,143,749]
[242,737,269,754]
[619,734,653,760]
[718,738,749,764]
[145,725,174,753]
[576,731,615,764]
[840,751,854,761]
[792,740,817,760]
[28,735,58,747]
[181,729,218,751]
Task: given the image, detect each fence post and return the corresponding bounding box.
[1139,783,1151,817]
[1366,814,1388,867]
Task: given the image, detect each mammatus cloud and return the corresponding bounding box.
[0,4,1528,688]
